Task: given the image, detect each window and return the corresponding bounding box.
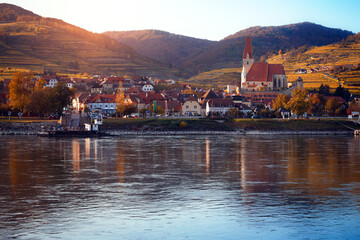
[186,105,189,109]
[194,105,197,109]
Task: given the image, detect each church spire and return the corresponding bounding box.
[243,37,253,59]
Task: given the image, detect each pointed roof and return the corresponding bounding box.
[185,96,198,102]
[246,62,268,82]
[267,64,285,82]
[243,37,253,59]
[202,89,218,100]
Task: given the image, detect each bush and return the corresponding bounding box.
[179,121,187,129]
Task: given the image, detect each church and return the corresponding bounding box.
[240,37,287,92]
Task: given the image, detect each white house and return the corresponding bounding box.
[88,95,117,115]
[182,96,201,116]
[46,78,58,88]
[205,98,235,116]
[142,84,154,92]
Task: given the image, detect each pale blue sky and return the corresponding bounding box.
[5,0,360,40]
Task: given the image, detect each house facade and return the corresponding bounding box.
[88,95,116,114]
[182,96,201,116]
[206,98,235,116]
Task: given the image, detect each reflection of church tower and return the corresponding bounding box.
[241,37,254,86]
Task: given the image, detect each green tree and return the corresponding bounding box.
[122,104,137,116]
[272,94,290,110]
[139,108,147,117]
[286,89,309,118]
[49,82,74,115]
[334,85,351,101]
[225,108,239,119]
[318,84,330,96]
[28,88,51,118]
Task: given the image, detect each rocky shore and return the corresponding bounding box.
[0,121,355,136]
[0,122,60,135]
[0,122,354,136]
[103,130,354,136]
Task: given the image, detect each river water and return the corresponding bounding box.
[0,135,359,239]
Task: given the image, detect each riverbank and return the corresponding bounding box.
[0,118,358,135]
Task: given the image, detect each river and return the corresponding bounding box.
[0,135,359,239]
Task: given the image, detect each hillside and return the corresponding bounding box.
[0,4,179,78]
[181,22,353,74]
[267,33,360,93]
[105,22,353,77]
[103,30,215,69]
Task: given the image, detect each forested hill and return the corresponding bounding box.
[104,22,353,76]
[0,4,179,78]
[103,30,215,67]
[179,22,353,74]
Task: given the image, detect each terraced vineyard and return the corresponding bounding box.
[268,34,360,93]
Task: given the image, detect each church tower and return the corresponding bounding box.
[241,37,254,87]
[242,37,254,68]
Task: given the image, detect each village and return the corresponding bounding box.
[0,37,359,121]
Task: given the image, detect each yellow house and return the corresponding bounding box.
[182,96,201,116]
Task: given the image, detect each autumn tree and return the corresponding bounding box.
[272,94,291,110]
[347,100,360,115]
[115,82,125,117]
[286,89,309,118]
[325,98,342,116]
[27,78,50,118]
[307,93,326,116]
[8,72,35,112]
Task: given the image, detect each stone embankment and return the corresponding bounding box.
[103,130,353,136]
[0,122,60,135]
[0,122,355,136]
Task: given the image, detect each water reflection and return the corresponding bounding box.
[0,135,360,239]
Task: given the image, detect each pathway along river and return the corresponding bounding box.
[0,135,359,239]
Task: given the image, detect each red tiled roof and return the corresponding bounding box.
[246,62,268,82]
[207,98,235,108]
[243,37,253,59]
[125,86,142,94]
[186,96,198,102]
[267,64,286,82]
[87,94,116,104]
[202,89,218,100]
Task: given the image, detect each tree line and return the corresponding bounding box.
[6,72,74,117]
[272,84,358,118]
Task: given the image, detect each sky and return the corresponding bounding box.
[5,0,360,41]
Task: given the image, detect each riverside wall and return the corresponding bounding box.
[0,122,354,136]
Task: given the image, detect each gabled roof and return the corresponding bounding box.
[88,94,116,103]
[207,98,235,107]
[125,86,142,94]
[202,89,218,100]
[156,100,182,112]
[267,64,286,81]
[246,62,268,82]
[185,96,198,102]
[243,37,253,59]
[91,83,102,89]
